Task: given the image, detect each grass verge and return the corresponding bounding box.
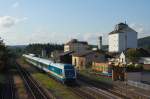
[32,72,80,99]
[79,69,112,84]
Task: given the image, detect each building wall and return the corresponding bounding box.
[126,32,137,48]
[92,62,112,74]
[72,53,105,70]
[119,32,137,51]
[143,64,150,70]
[60,54,72,64]
[139,57,150,64]
[64,45,70,52]
[86,53,105,65]
[109,32,137,52]
[119,52,126,64]
[118,33,126,52]
[72,56,86,70]
[139,57,150,70]
[108,33,119,52]
[64,43,88,52]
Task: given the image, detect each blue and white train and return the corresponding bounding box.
[23,54,76,83]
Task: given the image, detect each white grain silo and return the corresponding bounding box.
[108,23,137,52]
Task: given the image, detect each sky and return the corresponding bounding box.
[0,0,150,45]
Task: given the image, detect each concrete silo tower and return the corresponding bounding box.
[98,36,102,50]
[41,49,46,57]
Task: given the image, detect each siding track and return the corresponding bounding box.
[16,62,53,99]
[1,71,15,99]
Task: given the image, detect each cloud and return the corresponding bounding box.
[0,30,108,45]
[65,32,107,45]
[12,2,19,8]
[0,16,16,28]
[82,32,109,45]
[130,23,144,33]
[130,23,150,38]
[0,16,28,28]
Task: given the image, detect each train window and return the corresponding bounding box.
[65,69,75,77]
[49,65,62,75]
[38,62,48,68]
[64,65,74,69]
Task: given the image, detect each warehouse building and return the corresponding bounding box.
[72,50,106,70]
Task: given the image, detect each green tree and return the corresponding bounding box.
[126,49,141,62]
[25,43,64,57]
[0,38,8,70]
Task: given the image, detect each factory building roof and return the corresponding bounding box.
[72,50,105,57]
[59,51,74,56]
[109,23,137,35]
[65,39,88,45]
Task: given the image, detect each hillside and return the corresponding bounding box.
[138,36,150,49]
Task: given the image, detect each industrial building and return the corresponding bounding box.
[64,39,89,53]
[72,50,106,70]
[108,23,138,53]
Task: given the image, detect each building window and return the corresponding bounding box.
[74,58,76,66]
[80,61,83,66]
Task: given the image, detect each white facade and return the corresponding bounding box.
[139,57,150,64]
[64,39,89,53]
[64,43,88,52]
[119,52,126,64]
[109,33,119,52]
[108,23,137,52]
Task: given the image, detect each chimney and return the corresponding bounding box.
[98,36,102,50]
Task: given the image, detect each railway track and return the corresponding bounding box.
[67,85,96,99]
[16,62,53,99]
[81,72,150,99]
[112,83,150,99]
[1,70,15,99]
[78,73,150,99]
[78,74,128,99]
[19,59,126,99]
[67,83,122,99]
[85,86,122,99]
[76,80,122,99]
[21,60,122,99]
[46,73,96,99]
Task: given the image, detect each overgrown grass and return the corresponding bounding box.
[14,75,28,98]
[17,80,26,95]
[32,72,79,99]
[79,69,112,84]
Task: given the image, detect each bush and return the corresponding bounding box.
[127,63,143,72]
[126,49,140,62]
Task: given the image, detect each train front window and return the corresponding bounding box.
[65,69,75,77]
